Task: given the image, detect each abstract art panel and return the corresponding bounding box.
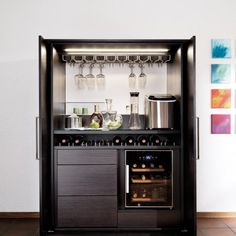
[211,64,231,83]
[211,114,231,134]
[211,39,231,58]
[211,89,231,108]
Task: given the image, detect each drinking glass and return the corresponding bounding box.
[86,64,95,90]
[138,63,147,89]
[128,64,136,90]
[74,64,86,89]
[96,63,106,90]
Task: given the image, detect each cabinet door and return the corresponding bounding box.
[57,165,117,195]
[57,196,117,227]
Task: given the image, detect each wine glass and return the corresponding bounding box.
[86,64,95,90]
[74,64,86,89]
[128,63,136,90]
[96,63,106,90]
[138,63,147,89]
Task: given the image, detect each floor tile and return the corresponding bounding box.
[201,228,236,236]
[197,218,227,228]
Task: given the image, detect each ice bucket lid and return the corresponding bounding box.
[147,94,176,101]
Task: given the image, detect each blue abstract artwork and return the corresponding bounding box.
[211,64,231,83]
[211,39,231,58]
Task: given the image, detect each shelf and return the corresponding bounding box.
[131,197,166,202]
[54,129,180,135]
[131,178,169,184]
[131,168,165,173]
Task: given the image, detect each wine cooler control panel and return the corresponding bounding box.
[54,132,180,148]
[125,150,173,208]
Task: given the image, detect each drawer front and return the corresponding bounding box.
[57,196,117,227]
[57,149,117,165]
[118,211,157,228]
[58,165,117,195]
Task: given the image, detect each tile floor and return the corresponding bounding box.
[1,218,236,235]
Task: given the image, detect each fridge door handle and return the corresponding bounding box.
[36,116,40,160]
[125,165,129,193]
[196,116,200,160]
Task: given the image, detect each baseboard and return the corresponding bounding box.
[0,212,236,219]
[197,212,236,218]
[0,212,39,219]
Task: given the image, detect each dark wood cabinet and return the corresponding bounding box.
[39,37,196,235]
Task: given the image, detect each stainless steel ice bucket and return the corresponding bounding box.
[145,94,176,129]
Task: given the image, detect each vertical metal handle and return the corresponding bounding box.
[36,116,40,160]
[125,165,129,193]
[196,117,200,160]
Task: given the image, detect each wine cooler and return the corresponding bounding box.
[125,150,173,208]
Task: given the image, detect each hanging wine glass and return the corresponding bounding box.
[85,63,95,90]
[128,63,136,90]
[74,63,86,89]
[96,63,106,90]
[138,63,147,89]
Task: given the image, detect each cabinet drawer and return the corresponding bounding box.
[57,165,117,195]
[57,196,117,227]
[57,149,117,165]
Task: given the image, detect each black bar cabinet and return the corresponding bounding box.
[39,36,196,236]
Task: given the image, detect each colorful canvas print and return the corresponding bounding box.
[211,89,231,108]
[211,39,231,58]
[211,114,231,134]
[211,64,231,83]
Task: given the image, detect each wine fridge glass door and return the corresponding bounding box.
[125,150,173,208]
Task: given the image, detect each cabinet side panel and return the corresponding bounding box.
[52,47,66,129]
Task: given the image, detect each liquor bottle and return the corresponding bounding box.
[89,105,103,128]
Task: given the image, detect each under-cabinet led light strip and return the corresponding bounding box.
[64,48,169,55]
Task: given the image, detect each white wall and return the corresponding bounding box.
[0,0,236,212]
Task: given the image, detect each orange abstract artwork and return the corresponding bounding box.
[211,89,231,108]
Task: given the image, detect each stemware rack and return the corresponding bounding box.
[62,54,172,66]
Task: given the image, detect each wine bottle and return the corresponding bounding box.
[73,135,83,146]
[150,135,160,145]
[125,136,135,145]
[138,135,148,145]
[60,135,72,146]
[112,136,122,145]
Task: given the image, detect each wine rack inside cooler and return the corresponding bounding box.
[125,150,173,208]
